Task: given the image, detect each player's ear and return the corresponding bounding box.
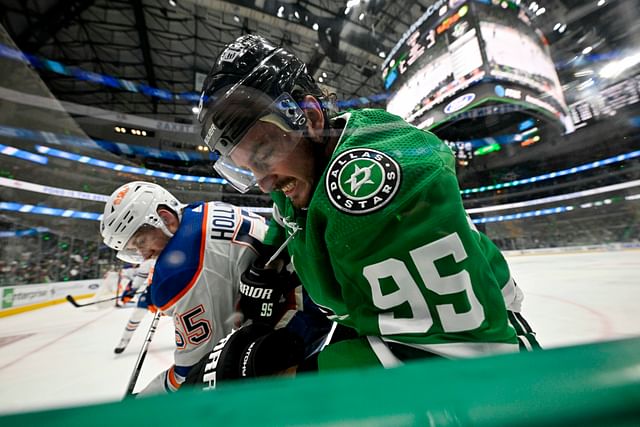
[301,95,324,143]
[158,208,179,233]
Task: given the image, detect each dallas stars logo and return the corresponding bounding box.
[344,164,375,195]
[325,148,401,215]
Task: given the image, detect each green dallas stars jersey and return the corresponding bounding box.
[266,109,518,357]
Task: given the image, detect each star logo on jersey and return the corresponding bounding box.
[325,148,401,215]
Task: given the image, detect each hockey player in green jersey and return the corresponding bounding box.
[198,34,539,369]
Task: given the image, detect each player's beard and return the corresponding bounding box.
[295,137,330,210]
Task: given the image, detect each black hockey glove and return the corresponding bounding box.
[183,323,304,390]
[238,259,292,325]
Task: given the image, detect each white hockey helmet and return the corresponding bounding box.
[100,181,183,263]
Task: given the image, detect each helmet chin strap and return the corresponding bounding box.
[158,222,174,239]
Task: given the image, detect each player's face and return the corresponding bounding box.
[125,225,170,260]
[230,120,317,208]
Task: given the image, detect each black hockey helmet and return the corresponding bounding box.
[197,34,326,192]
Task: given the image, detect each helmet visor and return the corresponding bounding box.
[115,224,159,264]
[202,91,307,193]
[116,248,145,264]
[213,157,256,194]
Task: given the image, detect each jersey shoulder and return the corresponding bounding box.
[309,109,451,233]
[151,202,208,310]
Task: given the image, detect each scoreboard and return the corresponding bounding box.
[382,0,571,136]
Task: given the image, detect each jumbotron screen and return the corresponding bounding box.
[382,0,570,134]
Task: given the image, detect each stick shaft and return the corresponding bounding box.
[65,290,143,308]
[125,311,161,396]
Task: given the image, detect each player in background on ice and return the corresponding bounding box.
[113,258,156,354]
[116,262,146,307]
[198,34,540,370]
[100,181,330,394]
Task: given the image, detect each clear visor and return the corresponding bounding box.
[115,223,164,264]
[205,92,307,193]
[116,248,145,264]
[213,157,256,193]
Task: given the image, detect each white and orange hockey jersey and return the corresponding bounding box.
[141,201,268,394]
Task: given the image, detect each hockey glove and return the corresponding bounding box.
[120,283,137,304]
[183,323,304,390]
[238,260,291,325]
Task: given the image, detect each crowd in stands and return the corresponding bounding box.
[485,201,640,250]
[0,229,118,286]
[2,193,638,286]
[2,153,638,286]
[462,157,640,210]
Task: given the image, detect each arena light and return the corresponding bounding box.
[461,150,640,195]
[0,202,101,221]
[3,176,636,223]
[467,180,640,214]
[35,145,226,184]
[472,206,574,224]
[474,143,501,156]
[0,227,49,238]
[0,43,200,102]
[600,51,640,79]
[125,127,151,137]
[0,143,48,165]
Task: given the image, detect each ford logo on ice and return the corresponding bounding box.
[444,93,476,114]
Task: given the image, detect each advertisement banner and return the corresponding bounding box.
[10,284,51,308]
[2,287,13,309]
[0,278,102,312]
[49,279,101,299]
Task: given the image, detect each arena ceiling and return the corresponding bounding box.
[0,0,638,241]
[1,0,632,120]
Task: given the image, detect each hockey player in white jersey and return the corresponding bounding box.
[113,258,155,354]
[100,181,330,394]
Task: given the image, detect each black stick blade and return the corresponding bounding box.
[65,294,81,307]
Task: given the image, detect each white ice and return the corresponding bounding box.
[0,250,639,415]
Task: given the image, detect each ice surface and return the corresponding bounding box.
[0,250,638,415]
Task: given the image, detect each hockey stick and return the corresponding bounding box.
[65,290,143,308]
[124,310,161,397]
